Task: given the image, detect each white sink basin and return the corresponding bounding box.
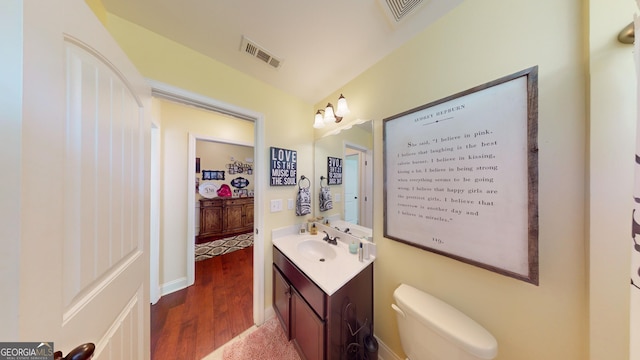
[272,230,375,295]
[296,239,337,262]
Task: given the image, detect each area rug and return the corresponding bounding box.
[195,232,253,261]
[222,317,300,360]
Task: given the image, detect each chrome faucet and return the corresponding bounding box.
[322,231,338,245]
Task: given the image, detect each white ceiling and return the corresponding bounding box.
[101,0,464,104]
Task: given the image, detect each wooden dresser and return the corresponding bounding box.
[197,197,254,244]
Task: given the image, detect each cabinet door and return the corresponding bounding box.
[243,202,254,228]
[273,266,291,340]
[292,290,325,360]
[201,204,223,234]
[224,203,245,232]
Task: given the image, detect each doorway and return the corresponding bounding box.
[148,81,266,355]
[344,144,370,226]
[344,151,361,224]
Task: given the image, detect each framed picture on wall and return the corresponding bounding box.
[383,66,539,285]
[270,147,297,186]
[327,156,343,185]
[202,170,225,181]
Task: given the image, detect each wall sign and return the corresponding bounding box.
[202,170,225,180]
[227,160,253,175]
[383,66,539,285]
[231,177,249,188]
[270,147,297,186]
[327,156,343,185]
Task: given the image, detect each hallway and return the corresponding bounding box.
[151,247,253,360]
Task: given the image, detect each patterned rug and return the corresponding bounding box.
[195,232,253,261]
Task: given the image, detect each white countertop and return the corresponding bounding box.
[272,231,375,295]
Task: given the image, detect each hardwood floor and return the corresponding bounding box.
[151,246,254,360]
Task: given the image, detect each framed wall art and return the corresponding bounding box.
[202,170,225,181]
[383,66,539,284]
[327,156,343,185]
[270,147,297,186]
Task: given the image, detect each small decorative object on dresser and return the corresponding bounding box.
[198,181,219,199]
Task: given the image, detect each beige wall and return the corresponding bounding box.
[588,0,635,358]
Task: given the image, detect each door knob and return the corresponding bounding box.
[54,343,95,360]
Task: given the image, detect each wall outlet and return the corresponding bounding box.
[270,199,283,212]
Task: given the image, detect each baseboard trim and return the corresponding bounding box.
[376,336,403,360]
[160,276,189,297]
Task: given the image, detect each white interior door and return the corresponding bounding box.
[344,153,360,224]
[17,0,151,358]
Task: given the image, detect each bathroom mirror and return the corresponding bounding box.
[313,119,373,235]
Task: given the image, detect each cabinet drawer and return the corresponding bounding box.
[199,198,221,207]
[273,247,326,319]
[224,198,252,206]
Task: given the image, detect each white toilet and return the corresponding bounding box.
[391,284,498,360]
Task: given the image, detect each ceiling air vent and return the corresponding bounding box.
[379,0,427,24]
[240,36,283,69]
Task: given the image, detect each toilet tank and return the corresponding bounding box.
[392,284,498,360]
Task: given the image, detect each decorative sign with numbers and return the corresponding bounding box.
[383,67,539,285]
[327,157,343,185]
[270,147,298,186]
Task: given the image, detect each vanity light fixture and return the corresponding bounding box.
[313,94,350,128]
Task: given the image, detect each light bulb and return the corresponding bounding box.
[313,111,325,128]
[323,103,336,123]
[334,94,350,118]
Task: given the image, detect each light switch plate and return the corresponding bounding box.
[270,199,283,212]
[287,199,294,210]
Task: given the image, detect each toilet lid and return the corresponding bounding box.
[393,284,498,359]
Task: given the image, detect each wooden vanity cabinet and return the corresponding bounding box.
[292,289,325,360]
[273,265,291,340]
[273,246,373,360]
[197,197,253,243]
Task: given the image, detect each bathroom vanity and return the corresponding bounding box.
[272,230,374,360]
